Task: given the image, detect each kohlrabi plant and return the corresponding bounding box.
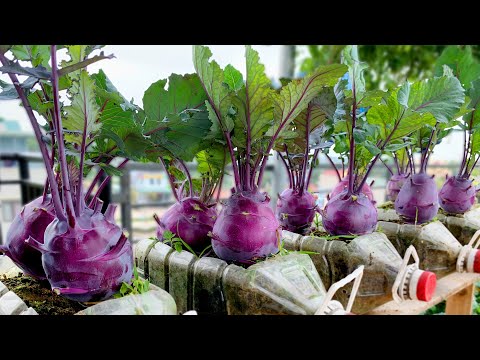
[0,45,138,301]
[274,87,335,234]
[193,45,346,263]
[434,46,480,214]
[381,148,411,202]
[322,45,465,234]
[389,73,465,224]
[142,74,228,250]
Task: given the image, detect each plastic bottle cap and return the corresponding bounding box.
[474,250,480,273]
[416,271,437,301]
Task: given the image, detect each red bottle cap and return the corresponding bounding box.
[474,250,480,273]
[416,271,437,301]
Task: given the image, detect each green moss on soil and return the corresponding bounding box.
[378,201,395,210]
[1,274,86,315]
[437,207,464,218]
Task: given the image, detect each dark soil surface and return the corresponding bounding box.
[378,201,395,210]
[437,207,464,218]
[1,274,86,315]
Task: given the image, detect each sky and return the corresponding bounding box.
[0,45,284,129]
[0,45,463,163]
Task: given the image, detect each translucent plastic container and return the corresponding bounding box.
[378,220,480,277]
[282,230,437,314]
[134,239,365,315]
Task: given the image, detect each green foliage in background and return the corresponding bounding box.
[423,283,480,315]
[298,45,480,90]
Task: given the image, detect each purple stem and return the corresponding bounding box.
[0,52,65,220]
[75,89,90,215]
[420,123,437,173]
[89,159,129,207]
[278,152,293,188]
[324,153,341,182]
[392,152,401,174]
[215,150,227,203]
[84,157,114,201]
[177,159,193,198]
[460,105,478,176]
[198,80,240,189]
[245,82,252,192]
[300,103,313,194]
[356,111,405,192]
[256,68,340,188]
[380,157,394,176]
[306,149,320,189]
[51,45,75,224]
[467,155,480,178]
[159,157,179,202]
[347,75,357,196]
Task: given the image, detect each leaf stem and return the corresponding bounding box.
[306,149,320,189]
[300,103,313,193]
[51,45,75,224]
[324,152,341,181]
[0,52,65,220]
[178,159,193,198]
[278,152,292,188]
[159,157,179,202]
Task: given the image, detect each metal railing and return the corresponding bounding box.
[0,152,460,242]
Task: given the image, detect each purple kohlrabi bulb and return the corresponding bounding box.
[438,176,476,214]
[155,197,217,250]
[275,188,317,234]
[395,173,439,224]
[211,191,280,263]
[0,196,55,280]
[322,190,378,236]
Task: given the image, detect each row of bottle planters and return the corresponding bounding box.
[134,204,480,315]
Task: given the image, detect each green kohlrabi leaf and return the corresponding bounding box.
[224,64,244,92]
[10,45,51,68]
[143,73,207,131]
[270,63,347,139]
[368,90,437,142]
[94,101,149,160]
[193,46,233,133]
[342,45,368,99]
[397,76,465,123]
[63,70,101,145]
[0,61,51,79]
[0,79,21,100]
[286,87,337,154]
[231,46,274,149]
[196,146,226,176]
[142,73,211,161]
[434,46,480,90]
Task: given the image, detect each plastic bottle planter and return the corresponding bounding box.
[377,220,480,277]
[0,256,37,315]
[0,255,178,316]
[377,206,480,246]
[281,231,437,314]
[133,239,365,315]
[75,284,178,315]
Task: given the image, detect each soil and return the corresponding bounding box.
[1,274,86,315]
[437,207,464,218]
[307,228,357,242]
[378,201,395,210]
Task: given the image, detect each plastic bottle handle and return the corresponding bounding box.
[315,265,364,315]
[392,245,420,303]
[456,229,480,273]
